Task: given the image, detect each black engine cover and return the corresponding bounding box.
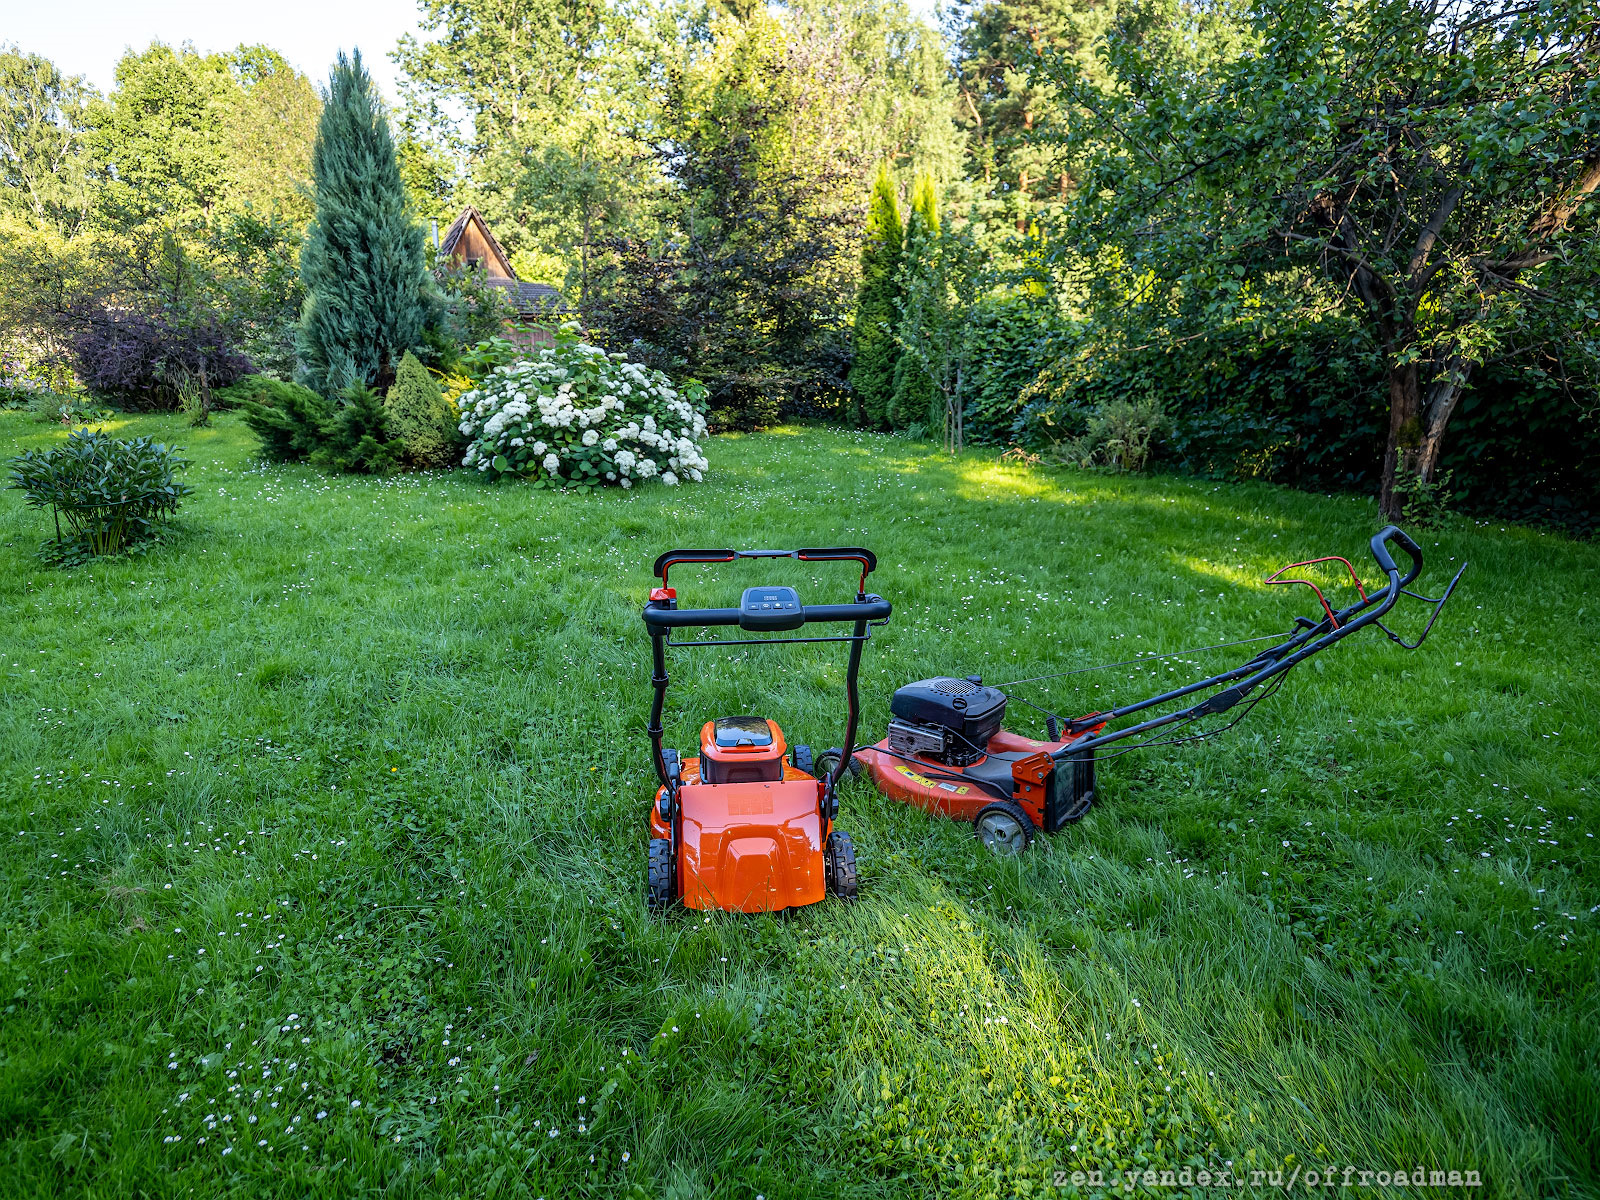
[889,676,1009,759]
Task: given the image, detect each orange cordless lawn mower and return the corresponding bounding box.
[643,548,891,912]
[848,526,1465,854]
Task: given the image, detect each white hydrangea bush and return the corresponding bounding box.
[457,327,710,489]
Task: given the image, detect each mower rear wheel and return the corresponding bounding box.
[817,748,864,780]
[825,831,858,901]
[647,838,674,910]
[792,744,814,777]
[974,801,1035,856]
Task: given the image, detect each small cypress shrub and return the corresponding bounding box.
[888,174,940,430]
[384,352,458,468]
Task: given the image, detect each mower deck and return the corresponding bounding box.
[855,722,1105,834]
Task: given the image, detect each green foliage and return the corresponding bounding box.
[1035,0,1600,517]
[0,49,95,235]
[222,374,333,463]
[887,175,941,431]
[384,351,458,469]
[589,17,859,432]
[227,371,404,475]
[89,43,229,228]
[298,51,434,397]
[953,0,1113,231]
[849,165,904,429]
[1390,457,1456,530]
[956,293,1073,445]
[1052,394,1170,471]
[456,334,526,382]
[313,382,403,475]
[6,426,191,563]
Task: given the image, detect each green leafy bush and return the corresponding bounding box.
[6,428,193,564]
[384,352,458,468]
[26,389,111,426]
[1051,395,1169,472]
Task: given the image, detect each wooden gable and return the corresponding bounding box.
[438,206,516,281]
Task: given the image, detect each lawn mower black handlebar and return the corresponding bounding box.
[1053,523,1464,759]
[642,597,892,630]
[643,547,890,792]
[654,547,877,591]
[1370,525,1423,587]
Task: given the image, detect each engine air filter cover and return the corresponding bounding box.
[890,677,1009,754]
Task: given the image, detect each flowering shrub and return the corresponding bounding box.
[457,326,710,489]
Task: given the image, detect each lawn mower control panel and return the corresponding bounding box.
[739,586,804,632]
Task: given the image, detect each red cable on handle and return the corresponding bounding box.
[1263,556,1368,628]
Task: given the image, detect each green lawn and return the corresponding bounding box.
[0,411,1595,1199]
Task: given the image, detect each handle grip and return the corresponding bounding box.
[643,596,891,631]
[653,546,877,582]
[1370,525,1423,586]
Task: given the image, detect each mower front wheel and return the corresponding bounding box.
[792,744,814,777]
[825,831,858,901]
[974,801,1035,856]
[647,838,674,910]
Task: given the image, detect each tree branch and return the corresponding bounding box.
[1406,184,1463,284]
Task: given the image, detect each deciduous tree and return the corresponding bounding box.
[1039,0,1600,518]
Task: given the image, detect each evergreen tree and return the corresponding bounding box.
[384,350,458,468]
[849,164,904,428]
[888,174,939,430]
[225,374,334,462]
[298,51,432,397]
[954,0,1106,228]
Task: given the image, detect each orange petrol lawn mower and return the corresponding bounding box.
[848,526,1466,854]
[643,548,891,913]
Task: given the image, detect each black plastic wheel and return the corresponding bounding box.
[818,748,864,780]
[792,743,814,777]
[825,831,858,901]
[974,800,1035,856]
[647,838,674,910]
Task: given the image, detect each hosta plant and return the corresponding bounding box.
[457,325,710,489]
[7,428,193,565]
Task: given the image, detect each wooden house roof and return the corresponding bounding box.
[437,205,568,317]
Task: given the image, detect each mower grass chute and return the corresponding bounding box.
[643,548,891,912]
[853,525,1466,854]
